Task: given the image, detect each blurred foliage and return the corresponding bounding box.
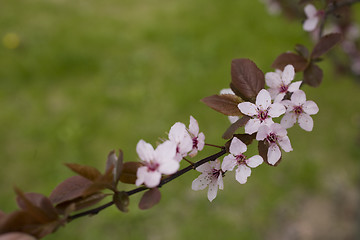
[0,0,359,239]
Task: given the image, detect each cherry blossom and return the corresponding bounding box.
[221,137,263,184]
[256,123,293,165]
[238,89,286,134]
[187,116,205,157]
[303,4,323,32]
[281,90,319,131]
[192,159,224,202]
[220,88,240,124]
[265,64,302,102]
[136,140,179,188]
[168,122,193,161]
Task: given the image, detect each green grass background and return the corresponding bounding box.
[1,0,359,239]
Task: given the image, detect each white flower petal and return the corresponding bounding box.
[281,112,297,129]
[246,155,263,168]
[256,124,271,141]
[228,116,240,124]
[238,102,258,116]
[189,115,199,136]
[197,132,205,151]
[189,148,198,158]
[278,135,293,152]
[136,140,155,162]
[135,166,148,186]
[196,162,212,173]
[267,144,281,165]
[207,180,219,202]
[256,89,272,110]
[144,171,162,188]
[155,140,177,164]
[271,123,287,137]
[235,165,251,184]
[192,174,211,191]
[288,81,302,92]
[265,72,282,88]
[274,92,286,103]
[282,65,295,85]
[303,17,319,32]
[169,122,187,143]
[245,118,261,134]
[303,100,319,115]
[220,88,235,95]
[221,155,237,172]
[281,100,294,110]
[304,4,317,18]
[268,88,280,100]
[230,137,247,155]
[298,113,314,131]
[268,102,286,118]
[217,174,224,190]
[291,90,306,105]
[178,133,193,156]
[158,159,180,175]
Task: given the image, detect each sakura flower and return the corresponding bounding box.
[303,4,323,32]
[221,137,263,184]
[187,116,205,157]
[192,159,224,202]
[265,65,302,102]
[256,123,293,165]
[281,90,319,131]
[136,140,179,188]
[220,88,240,124]
[238,89,286,134]
[168,122,193,161]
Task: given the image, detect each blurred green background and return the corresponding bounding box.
[1,0,360,239]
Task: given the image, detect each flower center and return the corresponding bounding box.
[235,154,246,165]
[279,84,288,93]
[146,161,159,172]
[211,168,221,178]
[294,105,303,115]
[257,110,268,122]
[266,132,278,144]
[192,137,198,149]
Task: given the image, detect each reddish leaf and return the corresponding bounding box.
[139,188,161,210]
[303,63,323,87]
[222,116,251,139]
[0,232,37,240]
[65,163,102,182]
[271,52,308,72]
[258,140,269,164]
[54,192,106,214]
[119,162,142,184]
[113,191,129,213]
[106,149,124,186]
[201,94,243,116]
[231,59,265,101]
[311,33,343,59]
[295,44,310,59]
[233,133,256,146]
[16,193,58,221]
[49,176,93,205]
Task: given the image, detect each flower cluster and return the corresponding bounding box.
[135,116,205,188]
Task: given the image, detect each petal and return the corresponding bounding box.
[267,144,281,165]
[256,124,270,141]
[271,123,287,137]
[135,166,148,186]
[304,4,317,18]
[256,89,272,110]
[221,155,237,172]
[189,116,199,136]
[281,65,295,85]
[196,161,212,173]
[228,116,240,124]
[238,102,258,116]
[274,92,286,103]
[158,159,180,175]
[197,132,205,151]
[144,171,162,188]
[230,137,247,155]
[268,102,286,118]
[288,81,302,92]
[192,174,211,191]
[136,140,155,162]
[278,136,293,152]
[178,133,193,156]
[246,155,263,168]
[235,165,251,184]
[281,112,297,129]
[303,100,319,115]
[188,148,198,158]
[281,100,294,110]
[220,88,235,95]
[303,17,319,32]
[207,180,219,202]
[155,140,177,164]
[268,88,280,100]
[298,113,314,131]
[168,122,187,143]
[291,90,306,105]
[245,119,261,134]
[265,72,282,88]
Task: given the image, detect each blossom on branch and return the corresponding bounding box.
[238,89,286,134]
[220,88,241,124]
[281,90,319,131]
[256,123,293,165]
[192,159,224,202]
[303,4,322,32]
[168,122,193,161]
[187,116,205,157]
[221,137,263,184]
[265,64,302,102]
[136,140,179,188]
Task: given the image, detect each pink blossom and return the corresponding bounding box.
[238,89,286,134]
[265,65,302,102]
[281,90,319,131]
[303,4,323,32]
[221,137,263,184]
[256,123,293,165]
[187,116,205,157]
[192,159,224,202]
[136,140,179,188]
[168,122,193,161]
